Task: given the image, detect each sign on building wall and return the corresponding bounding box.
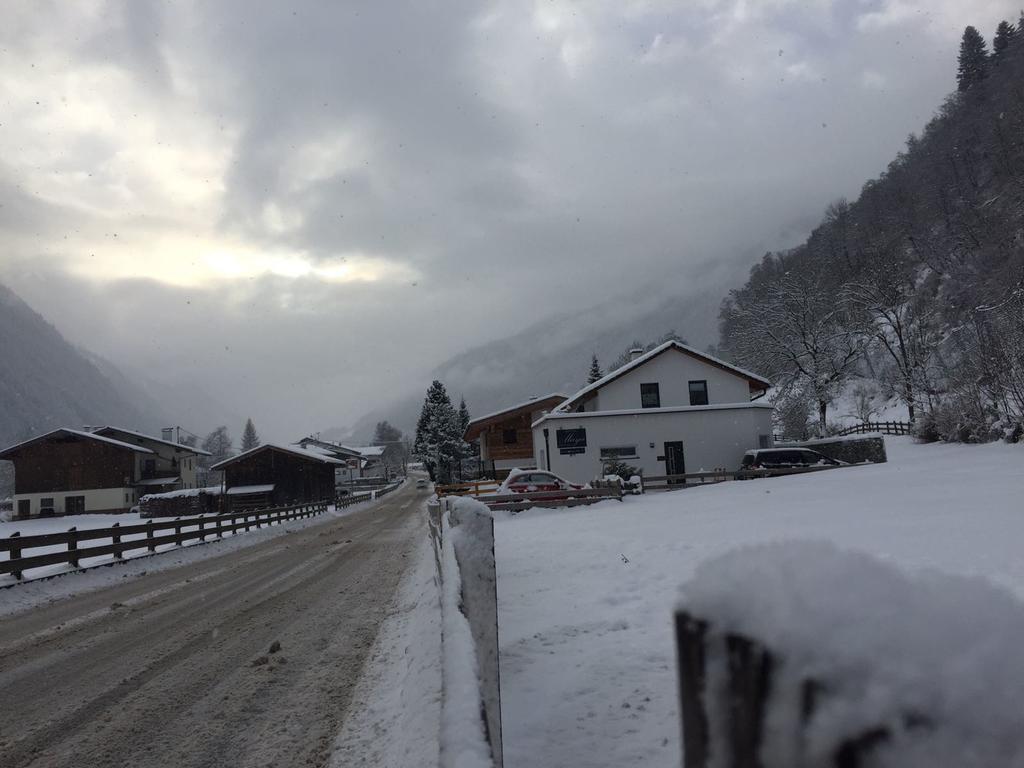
[556,428,587,455]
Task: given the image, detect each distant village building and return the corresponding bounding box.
[532,341,773,484]
[294,436,366,484]
[351,445,388,478]
[463,394,568,480]
[0,426,211,519]
[211,443,343,511]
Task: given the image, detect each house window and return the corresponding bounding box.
[600,446,638,460]
[144,459,156,474]
[65,496,85,515]
[640,383,661,408]
[503,429,518,445]
[40,497,55,514]
[688,380,709,406]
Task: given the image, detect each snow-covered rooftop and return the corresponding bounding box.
[0,428,155,459]
[94,426,213,456]
[465,393,569,431]
[210,442,345,470]
[352,445,387,458]
[226,484,276,495]
[554,340,771,414]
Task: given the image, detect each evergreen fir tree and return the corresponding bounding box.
[587,354,604,384]
[957,26,989,91]
[413,381,462,482]
[457,397,472,481]
[993,20,1017,58]
[241,418,260,451]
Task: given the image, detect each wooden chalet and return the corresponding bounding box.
[463,394,568,480]
[0,428,154,519]
[0,427,211,519]
[211,443,343,511]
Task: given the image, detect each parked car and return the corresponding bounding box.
[740,448,844,473]
[416,478,428,489]
[497,469,584,496]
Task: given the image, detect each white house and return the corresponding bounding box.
[531,341,773,484]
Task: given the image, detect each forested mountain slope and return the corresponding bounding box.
[0,282,162,454]
[719,20,1024,443]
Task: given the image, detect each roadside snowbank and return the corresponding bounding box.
[496,437,1024,767]
[331,532,443,768]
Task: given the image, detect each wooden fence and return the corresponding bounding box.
[643,464,846,492]
[435,479,501,498]
[480,486,622,513]
[1,501,328,581]
[834,420,912,437]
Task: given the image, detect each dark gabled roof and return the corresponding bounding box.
[210,442,344,471]
[464,393,569,442]
[0,428,155,460]
[555,340,771,413]
[94,426,212,456]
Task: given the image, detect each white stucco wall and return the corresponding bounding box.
[533,404,774,485]
[587,349,752,411]
[13,487,136,518]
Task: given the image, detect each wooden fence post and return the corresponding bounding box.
[174,518,183,546]
[675,612,709,768]
[68,526,79,568]
[10,531,22,580]
[215,514,223,539]
[199,518,206,541]
[147,520,155,552]
[112,522,123,559]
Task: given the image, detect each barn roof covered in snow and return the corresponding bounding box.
[210,442,345,471]
[0,428,155,459]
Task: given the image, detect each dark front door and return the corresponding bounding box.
[664,441,686,484]
[17,499,30,520]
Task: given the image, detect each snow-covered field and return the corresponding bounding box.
[495,437,1024,767]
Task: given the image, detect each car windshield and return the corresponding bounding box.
[2,5,1022,768]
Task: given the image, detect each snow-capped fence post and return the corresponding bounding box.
[146,520,155,552]
[111,522,123,559]
[9,531,22,580]
[174,518,183,546]
[198,518,206,541]
[440,498,503,768]
[67,527,79,568]
[675,542,1024,767]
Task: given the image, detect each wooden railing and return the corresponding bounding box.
[834,420,912,437]
[0,501,329,581]
[335,478,402,509]
[480,486,622,512]
[435,479,500,498]
[643,464,847,492]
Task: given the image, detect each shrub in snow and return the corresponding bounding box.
[678,541,1024,767]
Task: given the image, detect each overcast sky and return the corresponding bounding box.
[1,0,1018,440]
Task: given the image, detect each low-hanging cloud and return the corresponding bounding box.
[0,0,1018,439]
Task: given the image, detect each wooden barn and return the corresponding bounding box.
[211,443,343,511]
[463,394,568,480]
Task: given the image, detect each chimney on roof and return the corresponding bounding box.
[629,348,644,361]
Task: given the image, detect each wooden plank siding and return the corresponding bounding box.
[482,413,536,462]
[7,438,136,495]
[223,448,337,509]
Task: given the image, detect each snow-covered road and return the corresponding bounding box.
[0,481,428,768]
